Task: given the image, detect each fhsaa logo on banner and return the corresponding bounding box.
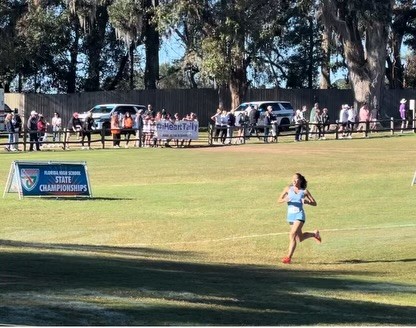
[20,168,40,192]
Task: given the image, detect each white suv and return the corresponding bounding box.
[234,101,295,130]
[78,103,146,130]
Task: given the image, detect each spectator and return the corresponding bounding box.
[346,105,357,138]
[51,112,62,142]
[268,106,278,142]
[211,108,222,144]
[163,112,174,148]
[65,112,82,149]
[186,112,198,147]
[145,104,155,118]
[143,115,153,147]
[293,108,306,142]
[219,109,228,144]
[135,109,144,147]
[27,111,41,151]
[370,107,379,132]
[248,104,260,139]
[225,109,236,145]
[173,112,182,148]
[237,110,249,144]
[81,111,94,149]
[111,112,121,148]
[264,107,272,143]
[339,104,349,138]
[4,113,16,151]
[321,108,330,139]
[37,114,49,147]
[154,111,163,147]
[357,102,371,137]
[12,111,22,150]
[122,111,134,148]
[399,98,407,133]
[309,103,319,138]
[314,108,323,140]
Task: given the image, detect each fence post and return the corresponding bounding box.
[305,122,309,141]
[207,123,213,146]
[23,128,27,152]
[335,120,339,139]
[101,128,106,149]
[390,117,394,135]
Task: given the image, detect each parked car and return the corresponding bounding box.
[234,101,295,131]
[78,103,146,131]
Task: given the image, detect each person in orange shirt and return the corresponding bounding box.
[111,112,121,148]
[122,112,134,148]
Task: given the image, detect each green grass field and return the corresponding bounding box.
[1,135,415,325]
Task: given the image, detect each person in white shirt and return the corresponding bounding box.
[339,104,349,138]
[210,108,222,143]
[294,107,306,142]
[51,112,62,143]
[346,105,357,138]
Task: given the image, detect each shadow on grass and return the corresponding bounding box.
[0,240,415,326]
[0,239,194,259]
[338,258,416,264]
[38,196,135,201]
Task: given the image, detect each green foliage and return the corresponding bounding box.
[0,0,415,93]
[108,0,144,43]
[404,54,416,87]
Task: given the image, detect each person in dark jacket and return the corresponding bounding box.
[135,109,144,147]
[81,112,95,149]
[27,111,41,151]
[13,111,22,150]
[4,113,16,151]
[225,109,236,145]
[65,112,82,149]
[264,109,272,143]
[248,105,260,139]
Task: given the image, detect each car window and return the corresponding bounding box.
[270,104,281,111]
[4,104,12,113]
[91,105,114,114]
[258,104,268,112]
[117,106,137,116]
[279,102,294,111]
[126,107,137,115]
[236,103,250,111]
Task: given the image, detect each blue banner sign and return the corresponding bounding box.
[4,161,92,198]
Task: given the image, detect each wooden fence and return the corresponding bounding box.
[1,116,415,152]
[4,88,416,129]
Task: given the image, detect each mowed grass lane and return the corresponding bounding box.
[0,135,415,325]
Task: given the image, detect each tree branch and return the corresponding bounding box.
[319,0,350,41]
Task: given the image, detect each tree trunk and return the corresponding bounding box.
[229,62,249,110]
[106,53,129,91]
[66,21,80,94]
[129,41,134,90]
[144,0,159,90]
[228,3,248,110]
[84,6,108,91]
[217,83,229,110]
[321,0,392,114]
[387,32,404,89]
[320,27,331,89]
[307,16,314,89]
